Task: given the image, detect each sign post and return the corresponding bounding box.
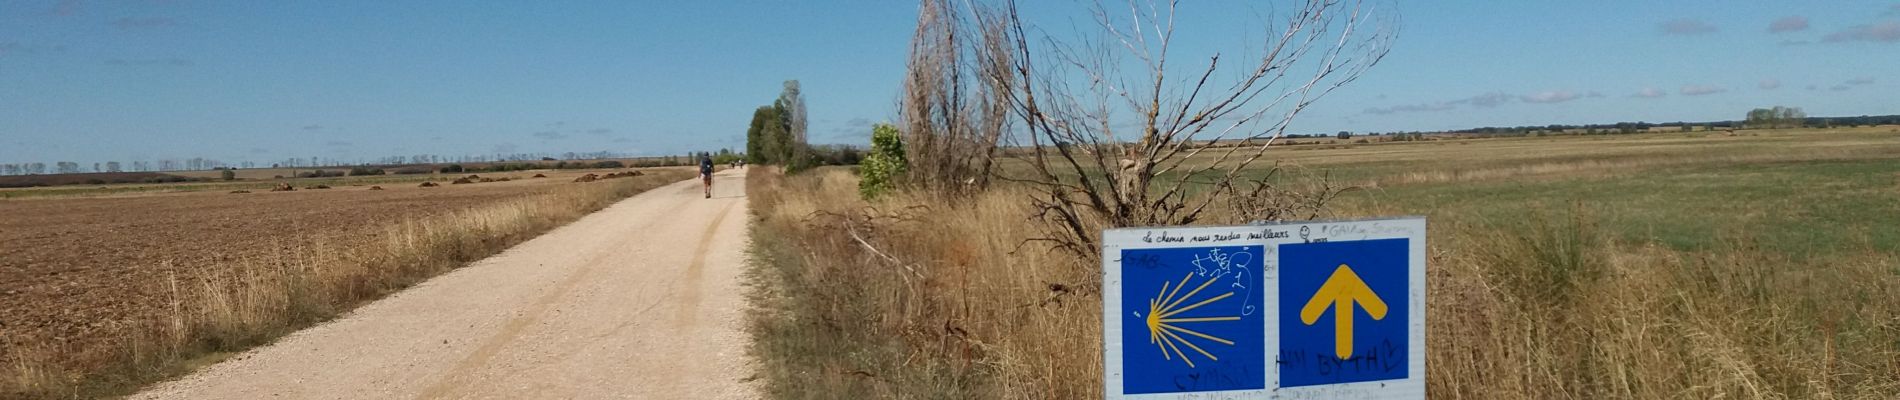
[1103,218,1426,399]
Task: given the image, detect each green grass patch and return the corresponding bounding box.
[1338,158,1900,259]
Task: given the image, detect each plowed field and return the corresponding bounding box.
[0,169,665,375]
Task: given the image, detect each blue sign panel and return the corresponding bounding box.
[1276,238,1410,387]
[1118,245,1266,394]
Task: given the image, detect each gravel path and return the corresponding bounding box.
[135,170,757,399]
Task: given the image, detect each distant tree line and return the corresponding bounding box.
[0,150,659,176]
[1814,114,1900,127]
[1260,111,1900,141]
[1434,111,1900,137]
[0,157,238,175]
[1745,106,1806,129]
[1444,121,1733,136]
[633,154,705,169]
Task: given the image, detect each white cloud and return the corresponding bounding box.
[1660,19,1717,35]
[1680,85,1727,96]
[1459,92,1513,108]
[1828,78,1878,91]
[1520,91,1582,104]
[1759,79,1781,90]
[105,58,192,67]
[1363,91,1550,115]
[1768,16,1809,33]
[0,41,67,56]
[1364,102,1456,115]
[110,17,176,30]
[1822,21,1900,43]
[1632,87,1667,98]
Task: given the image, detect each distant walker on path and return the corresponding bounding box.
[699,154,715,199]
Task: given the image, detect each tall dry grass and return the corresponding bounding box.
[2,170,689,399]
[746,168,1900,399]
[1419,208,1900,399]
[747,167,1102,399]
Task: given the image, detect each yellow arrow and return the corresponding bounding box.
[1299,264,1388,360]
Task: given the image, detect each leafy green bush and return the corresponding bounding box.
[592,160,625,169]
[347,167,384,176]
[858,123,907,199]
[808,145,863,166]
[440,164,464,173]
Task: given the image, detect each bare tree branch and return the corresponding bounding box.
[980,0,1395,261]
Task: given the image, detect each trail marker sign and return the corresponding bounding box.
[1103,218,1425,399]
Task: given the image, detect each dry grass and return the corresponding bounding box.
[744,128,1900,399]
[0,170,690,399]
[1413,208,1900,399]
[747,168,1102,399]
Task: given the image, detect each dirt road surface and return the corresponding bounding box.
[136,170,756,399]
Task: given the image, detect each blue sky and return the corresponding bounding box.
[1,1,1896,166]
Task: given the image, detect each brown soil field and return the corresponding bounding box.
[0,172,203,188]
[0,167,681,381]
[0,166,641,200]
[163,157,699,181]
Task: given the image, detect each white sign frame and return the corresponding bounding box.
[1103,217,1426,399]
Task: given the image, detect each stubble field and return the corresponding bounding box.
[0,167,692,398]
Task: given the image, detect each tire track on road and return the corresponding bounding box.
[412,199,693,399]
[671,202,736,326]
